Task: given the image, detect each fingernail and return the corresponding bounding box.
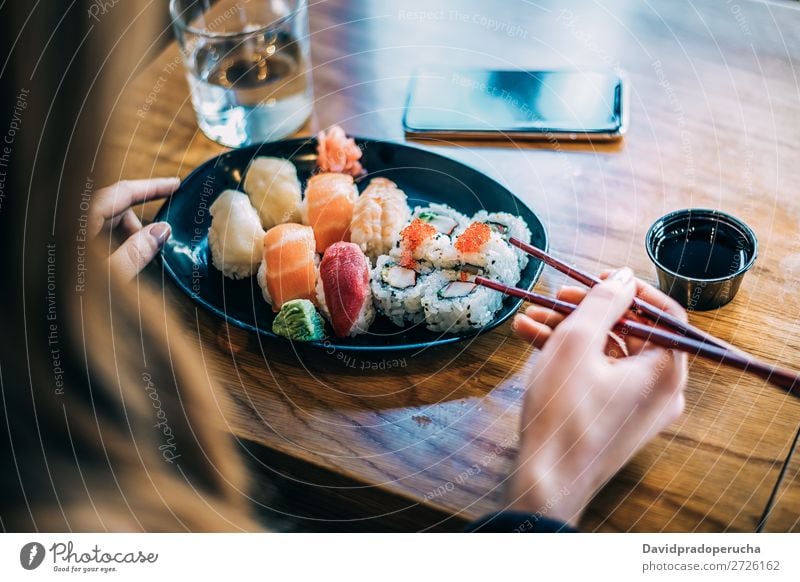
[150,222,171,246]
[609,267,633,284]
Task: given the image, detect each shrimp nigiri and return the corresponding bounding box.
[302,172,358,254]
[350,177,411,264]
[257,223,317,312]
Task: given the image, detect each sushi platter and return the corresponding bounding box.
[155,127,547,352]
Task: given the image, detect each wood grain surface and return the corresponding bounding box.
[762,424,800,533]
[107,0,800,531]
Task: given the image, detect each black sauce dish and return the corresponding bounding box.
[645,209,758,311]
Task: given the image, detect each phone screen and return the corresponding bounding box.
[404,68,625,137]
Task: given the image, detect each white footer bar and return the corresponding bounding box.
[1,533,797,580]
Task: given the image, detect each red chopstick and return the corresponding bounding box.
[508,238,731,351]
[474,276,800,397]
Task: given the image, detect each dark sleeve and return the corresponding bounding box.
[466,511,577,533]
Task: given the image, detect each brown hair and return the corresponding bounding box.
[0,2,258,531]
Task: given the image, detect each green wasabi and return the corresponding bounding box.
[272,299,326,342]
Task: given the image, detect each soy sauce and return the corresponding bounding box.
[653,221,748,279]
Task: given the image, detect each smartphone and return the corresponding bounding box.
[403,68,628,141]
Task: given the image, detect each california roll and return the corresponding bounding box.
[421,276,503,333]
[471,210,532,269]
[454,222,519,285]
[371,255,447,327]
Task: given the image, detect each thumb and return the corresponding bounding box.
[566,267,636,350]
[109,222,171,281]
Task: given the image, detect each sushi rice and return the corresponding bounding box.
[456,229,520,286]
[371,255,447,327]
[389,230,459,270]
[471,210,532,269]
[256,261,271,305]
[420,272,504,333]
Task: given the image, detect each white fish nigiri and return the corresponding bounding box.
[208,190,265,279]
[244,157,302,229]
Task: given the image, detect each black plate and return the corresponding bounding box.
[155,138,547,352]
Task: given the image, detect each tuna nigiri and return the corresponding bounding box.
[257,223,317,312]
[302,172,358,254]
[316,242,375,337]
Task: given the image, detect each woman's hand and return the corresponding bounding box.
[89,178,179,280]
[508,267,688,527]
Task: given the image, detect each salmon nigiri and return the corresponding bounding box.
[257,223,317,312]
[302,172,358,253]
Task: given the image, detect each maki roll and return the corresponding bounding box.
[471,210,532,269]
[371,255,446,327]
[350,178,411,264]
[207,190,266,279]
[316,242,375,337]
[421,277,503,333]
[454,222,520,285]
[243,156,303,229]
[272,299,326,342]
[390,218,459,270]
[411,203,470,236]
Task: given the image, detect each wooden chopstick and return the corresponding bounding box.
[508,237,731,351]
[474,276,800,397]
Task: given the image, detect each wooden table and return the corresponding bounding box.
[108,0,800,531]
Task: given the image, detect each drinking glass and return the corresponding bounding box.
[170,0,313,147]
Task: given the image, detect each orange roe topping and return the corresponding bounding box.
[455,222,491,253]
[399,218,436,268]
